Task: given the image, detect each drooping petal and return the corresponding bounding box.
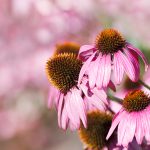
[123,48,140,81]
[103,54,112,87]
[78,45,96,61]
[78,52,97,86]
[47,86,59,108]
[96,54,106,88]
[91,88,108,105]
[120,113,136,147]
[117,112,129,146]
[126,43,148,71]
[61,104,69,130]
[124,113,136,144]
[144,109,150,140]
[113,52,124,84]
[65,92,80,129]
[117,51,136,82]
[106,108,126,140]
[58,93,64,128]
[135,112,144,144]
[87,94,106,111]
[72,88,87,128]
[88,55,101,89]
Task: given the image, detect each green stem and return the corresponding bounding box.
[138,79,150,90]
[108,94,123,104]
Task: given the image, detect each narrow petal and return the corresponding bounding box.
[127,44,148,71]
[78,45,96,61]
[118,113,129,146]
[123,48,140,81]
[117,51,136,82]
[69,121,77,131]
[113,52,124,84]
[65,92,80,129]
[92,88,108,105]
[72,88,87,128]
[79,83,89,98]
[61,104,69,130]
[89,55,101,89]
[87,94,106,110]
[121,113,136,146]
[144,109,150,140]
[103,54,112,87]
[47,86,59,108]
[96,54,105,88]
[135,112,144,144]
[78,52,97,86]
[125,113,136,143]
[58,93,64,128]
[106,108,126,140]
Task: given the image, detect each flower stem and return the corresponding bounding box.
[108,94,122,104]
[138,79,150,90]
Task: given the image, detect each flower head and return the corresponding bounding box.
[95,29,125,54]
[106,90,150,147]
[79,111,117,150]
[78,28,148,89]
[46,53,82,93]
[54,42,80,56]
[46,53,107,130]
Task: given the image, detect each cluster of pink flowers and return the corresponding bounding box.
[46,28,150,149]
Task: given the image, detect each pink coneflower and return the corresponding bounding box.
[106,90,150,147]
[78,28,148,89]
[47,42,80,109]
[79,111,117,150]
[46,53,107,130]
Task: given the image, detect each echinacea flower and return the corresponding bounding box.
[46,53,107,130]
[79,111,118,150]
[106,90,150,147]
[47,42,80,108]
[78,28,148,89]
[54,42,80,56]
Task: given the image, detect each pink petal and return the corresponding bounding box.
[58,93,64,128]
[79,83,89,98]
[87,94,106,110]
[144,110,150,140]
[135,112,144,144]
[125,113,136,144]
[117,51,136,82]
[61,104,69,130]
[72,88,87,128]
[96,54,106,88]
[103,54,112,87]
[113,52,124,84]
[92,88,108,105]
[120,113,136,146]
[78,52,97,86]
[124,48,140,81]
[106,108,126,140]
[65,92,80,129]
[47,86,59,108]
[88,55,101,89]
[127,44,148,71]
[78,45,96,61]
[117,113,129,146]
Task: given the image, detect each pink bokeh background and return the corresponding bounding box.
[0,0,150,149]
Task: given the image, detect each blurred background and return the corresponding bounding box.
[0,0,150,149]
